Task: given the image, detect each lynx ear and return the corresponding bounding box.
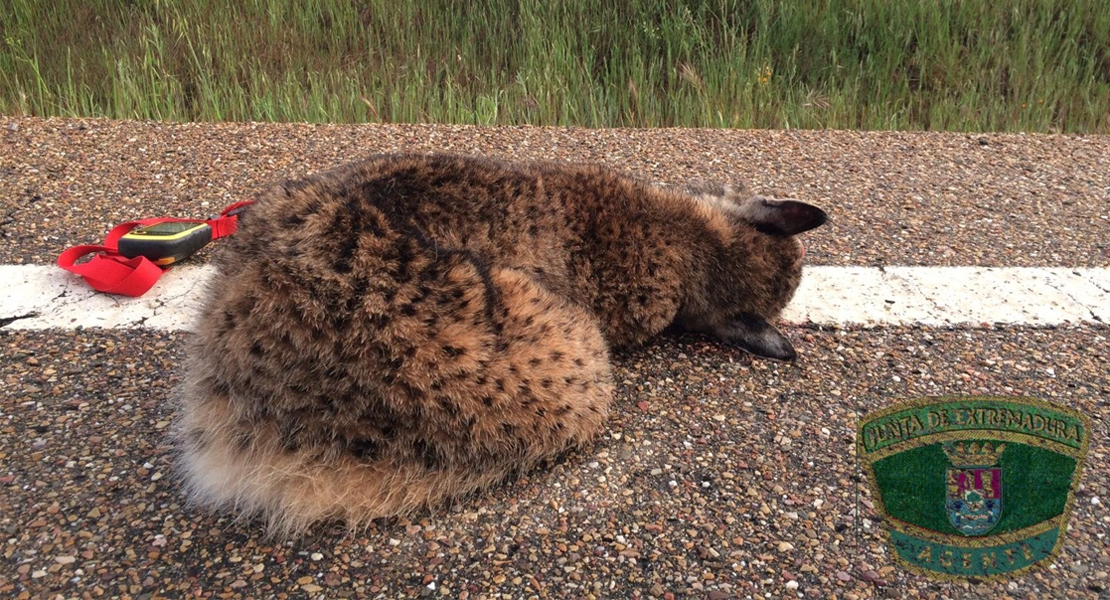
[736,196,827,236]
[717,313,797,361]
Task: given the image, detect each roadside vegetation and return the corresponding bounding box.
[2,0,1108,132]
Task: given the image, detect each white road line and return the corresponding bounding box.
[2,264,213,332]
[1,265,1108,331]
[783,266,1109,326]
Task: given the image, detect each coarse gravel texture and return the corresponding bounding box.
[1,117,1109,268]
[2,327,1108,600]
[1,117,1109,599]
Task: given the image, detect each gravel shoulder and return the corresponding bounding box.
[2,117,1109,599]
[2,327,1108,599]
[2,117,1109,267]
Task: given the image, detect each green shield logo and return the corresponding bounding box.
[857,396,1091,580]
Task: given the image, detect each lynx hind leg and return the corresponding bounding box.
[484,267,615,461]
[173,259,614,536]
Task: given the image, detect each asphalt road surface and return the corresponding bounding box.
[1,117,1108,599]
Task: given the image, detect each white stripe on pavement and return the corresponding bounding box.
[783,266,1108,327]
[1,265,1107,331]
[2,264,214,332]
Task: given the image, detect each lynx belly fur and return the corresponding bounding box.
[175,153,827,535]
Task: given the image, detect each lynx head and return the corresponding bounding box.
[679,181,827,361]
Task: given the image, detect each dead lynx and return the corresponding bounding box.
[174,153,826,535]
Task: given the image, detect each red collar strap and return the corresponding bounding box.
[56,200,254,297]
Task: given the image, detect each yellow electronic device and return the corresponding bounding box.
[117,221,213,266]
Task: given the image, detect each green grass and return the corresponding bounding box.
[2,0,1109,132]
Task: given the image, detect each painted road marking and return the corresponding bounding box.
[785,266,1109,327]
[1,265,1107,331]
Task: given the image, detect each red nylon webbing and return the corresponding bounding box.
[56,200,254,297]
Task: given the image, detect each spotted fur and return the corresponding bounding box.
[174,153,826,536]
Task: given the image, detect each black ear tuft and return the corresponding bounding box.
[716,313,797,361]
[737,197,827,236]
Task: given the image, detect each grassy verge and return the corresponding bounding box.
[2,0,1108,132]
